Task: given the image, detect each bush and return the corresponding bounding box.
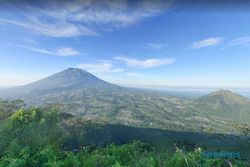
[0,108,249,167]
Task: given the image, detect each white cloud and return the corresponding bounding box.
[13,44,79,56]
[191,37,223,49]
[0,18,97,37]
[77,62,124,73]
[51,47,80,56]
[0,0,171,38]
[147,43,167,50]
[114,56,175,69]
[221,36,250,49]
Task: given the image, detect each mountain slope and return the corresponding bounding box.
[195,89,250,123]
[198,89,250,105]
[0,68,200,131]
[22,68,112,89]
[0,69,249,134]
[0,68,118,97]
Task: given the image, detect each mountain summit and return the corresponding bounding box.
[199,89,250,105]
[20,68,113,91]
[196,89,250,123]
[0,68,120,99]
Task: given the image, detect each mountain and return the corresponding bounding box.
[195,89,250,123]
[198,89,250,105]
[0,68,119,97]
[22,68,116,89]
[0,68,199,131]
[0,69,249,134]
[0,68,125,112]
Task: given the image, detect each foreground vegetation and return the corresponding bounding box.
[0,106,249,167]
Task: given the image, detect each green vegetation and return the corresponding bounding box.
[0,99,25,121]
[0,107,249,167]
[196,89,250,124]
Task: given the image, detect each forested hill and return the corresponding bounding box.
[0,106,249,166]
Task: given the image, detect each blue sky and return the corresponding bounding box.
[0,0,250,88]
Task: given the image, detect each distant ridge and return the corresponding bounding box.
[0,69,250,132]
[199,89,250,105]
[196,89,250,123]
[28,68,95,88]
[18,68,116,91]
[0,68,120,98]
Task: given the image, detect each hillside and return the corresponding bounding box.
[1,108,249,166]
[0,68,120,97]
[0,68,196,130]
[0,69,250,134]
[195,89,250,123]
[198,89,250,105]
